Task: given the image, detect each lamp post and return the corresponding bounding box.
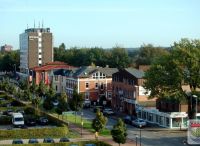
[81,111,83,136]
[134,134,138,146]
[139,125,142,146]
[193,95,198,120]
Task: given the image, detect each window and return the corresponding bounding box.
[85,82,89,89]
[95,83,98,89]
[55,85,58,91]
[92,72,106,79]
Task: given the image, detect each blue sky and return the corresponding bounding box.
[1,0,200,49]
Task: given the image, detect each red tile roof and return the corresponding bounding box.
[31,61,74,71]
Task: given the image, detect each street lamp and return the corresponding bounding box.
[81,111,83,136]
[134,134,138,146]
[193,95,198,120]
[139,125,142,146]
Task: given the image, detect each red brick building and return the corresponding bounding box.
[112,68,155,115]
[30,61,74,85]
[63,66,118,106]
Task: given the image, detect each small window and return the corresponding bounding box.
[56,85,58,91]
[95,83,98,89]
[85,82,89,89]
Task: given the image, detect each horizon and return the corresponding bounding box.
[1,0,200,49]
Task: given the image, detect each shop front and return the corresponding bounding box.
[137,106,191,129]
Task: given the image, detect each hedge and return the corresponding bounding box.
[6,141,112,146]
[0,115,12,125]
[0,126,69,140]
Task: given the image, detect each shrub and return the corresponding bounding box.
[0,126,69,140]
[0,115,12,125]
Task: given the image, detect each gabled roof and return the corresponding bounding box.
[125,68,144,78]
[73,66,118,78]
[31,61,74,71]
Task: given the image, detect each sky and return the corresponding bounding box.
[0,0,200,49]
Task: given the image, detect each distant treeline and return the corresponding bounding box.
[54,43,169,68]
[0,43,169,72]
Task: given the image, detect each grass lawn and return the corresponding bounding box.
[52,113,111,137]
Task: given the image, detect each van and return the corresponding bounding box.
[12,113,24,127]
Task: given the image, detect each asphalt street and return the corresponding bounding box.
[80,109,187,146]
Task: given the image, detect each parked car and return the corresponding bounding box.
[103,108,115,115]
[26,118,36,126]
[85,144,96,146]
[43,138,54,143]
[123,115,137,124]
[59,137,70,142]
[12,139,23,144]
[16,109,25,115]
[93,106,103,113]
[28,138,39,144]
[3,109,14,116]
[37,117,48,125]
[131,119,147,127]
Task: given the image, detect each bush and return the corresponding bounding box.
[5,141,112,146]
[0,115,12,125]
[0,126,69,140]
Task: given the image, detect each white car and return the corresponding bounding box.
[131,119,147,127]
[103,108,115,115]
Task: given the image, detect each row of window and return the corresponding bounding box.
[113,76,134,85]
[113,86,135,98]
[92,72,106,79]
[85,82,105,89]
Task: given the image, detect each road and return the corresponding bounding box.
[79,109,187,146]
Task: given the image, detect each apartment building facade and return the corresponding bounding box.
[52,66,118,106]
[112,68,155,115]
[20,27,53,74]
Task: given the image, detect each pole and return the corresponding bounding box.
[136,136,138,146]
[81,111,83,137]
[193,95,198,120]
[140,125,142,146]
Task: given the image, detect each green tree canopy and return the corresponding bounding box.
[92,108,107,133]
[144,38,200,119]
[111,118,127,146]
[69,88,84,111]
[135,44,169,66]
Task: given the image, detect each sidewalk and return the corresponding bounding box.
[69,123,137,146]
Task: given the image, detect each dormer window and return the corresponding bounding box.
[92,71,106,79]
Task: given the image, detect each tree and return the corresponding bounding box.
[135,44,169,66]
[43,96,54,110]
[110,47,130,68]
[111,118,127,146]
[92,109,107,140]
[144,38,200,119]
[37,81,47,97]
[68,88,84,122]
[56,92,69,118]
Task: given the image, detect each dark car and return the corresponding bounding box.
[43,138,54,143]
[12,139,23,144]
[59,137,70,142]
[16,109,25,115]
[37,117,48,125]
[102,108,115,116]
[26,118,36,126]
[28,138,39,144]
[85,144,96,146]
[3,109,13,116]
[123,115,137,124]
